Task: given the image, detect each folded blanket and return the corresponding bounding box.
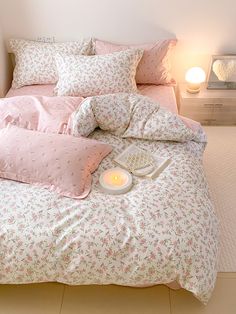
[70,93,207,143]
[0,95,84,134]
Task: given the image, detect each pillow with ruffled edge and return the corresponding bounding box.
[0,95,84,134]
[94,39,177,85]
[10,38,93,88]
[0,125,112,199]
[54,49,143,97]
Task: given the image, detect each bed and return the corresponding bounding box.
[0,38,218,305]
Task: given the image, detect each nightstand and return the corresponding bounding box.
[178,84,236,125]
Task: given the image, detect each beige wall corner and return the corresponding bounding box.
[0,26,12,97]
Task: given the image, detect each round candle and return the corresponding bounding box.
[99,167,132,195]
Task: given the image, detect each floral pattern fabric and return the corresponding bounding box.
[70,93,206,143]
[0,125,112,199]
[0,96,218,304]
[10,38,93,88]
[54,49,143,97]
[95,39,177,85]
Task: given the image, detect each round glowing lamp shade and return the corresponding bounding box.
[99,167,132,195]
[185,67,206,93]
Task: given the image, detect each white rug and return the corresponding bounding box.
[203,126,236,272]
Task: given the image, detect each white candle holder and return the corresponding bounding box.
[99,167,132,195]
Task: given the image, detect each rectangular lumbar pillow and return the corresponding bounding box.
[9,38,93,88]
[54,49,143,97]
[0,125,112,199]
[94,39,177,85]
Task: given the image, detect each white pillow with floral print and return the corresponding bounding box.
[10,38,93,88]
[54,49,143,97]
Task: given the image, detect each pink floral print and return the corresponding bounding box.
[71,93,206,143]
[10,38,93,88]
[95,39,177,85]
[54,49,143,97]
[0,94,218,304]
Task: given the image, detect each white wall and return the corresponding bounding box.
[0,0,235,91]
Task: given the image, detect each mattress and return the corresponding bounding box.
[6,84,178,114]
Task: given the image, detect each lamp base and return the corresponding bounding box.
[186,83,201,94]
[186,87,200,94]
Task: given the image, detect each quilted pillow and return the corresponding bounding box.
[95,39,177,85]
[0,125,112,199]
[10,38,93,88]
[54,49,143,97]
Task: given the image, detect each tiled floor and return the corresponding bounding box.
[0,273,236,314]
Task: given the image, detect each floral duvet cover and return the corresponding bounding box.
[0,93,218,304]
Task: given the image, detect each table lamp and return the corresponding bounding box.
[185,67,206,94]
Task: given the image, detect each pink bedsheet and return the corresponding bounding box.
[6,84,178,114]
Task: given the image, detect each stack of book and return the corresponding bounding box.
[114,144,171,179]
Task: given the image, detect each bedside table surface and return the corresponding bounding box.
[180,84,236,99]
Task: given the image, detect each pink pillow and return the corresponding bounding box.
[0,125,112,199]
[0,95,84,134]
[95,39,177,85]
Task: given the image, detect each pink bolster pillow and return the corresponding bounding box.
[94,39,177,85]
[0,125,112,199]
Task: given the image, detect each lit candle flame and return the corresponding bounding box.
[103,171,127,186]
[100,168,132,194]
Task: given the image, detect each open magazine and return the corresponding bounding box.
[114,144,171,179]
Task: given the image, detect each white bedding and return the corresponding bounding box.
[0,91,218,304]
